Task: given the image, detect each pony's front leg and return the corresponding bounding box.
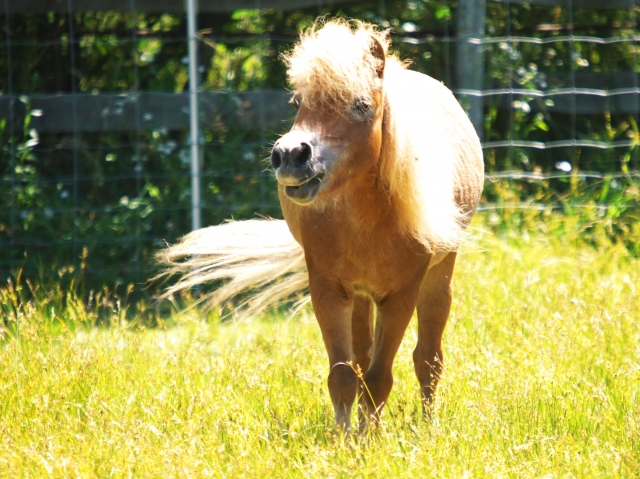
[309,274,356,434]
[359,287,420,431]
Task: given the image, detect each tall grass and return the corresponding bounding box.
[1,217,639,477]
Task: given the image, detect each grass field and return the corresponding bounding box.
[1,227,639,478]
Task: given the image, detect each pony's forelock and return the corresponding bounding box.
[284,19,391,111]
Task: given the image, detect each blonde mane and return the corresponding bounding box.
[285,19,465,252]
[379,65,466,252]
[283,19,390,111]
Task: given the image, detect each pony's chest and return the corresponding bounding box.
[342,238,426,295]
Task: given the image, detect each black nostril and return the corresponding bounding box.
[289,142,312,168]
[270,147,283,169]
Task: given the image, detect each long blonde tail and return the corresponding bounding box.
[155,219,309,318]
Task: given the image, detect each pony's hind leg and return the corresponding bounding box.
[351,294,374,428]
[359,287,421,431]
[413,252,457,417]
[352,294,374,376]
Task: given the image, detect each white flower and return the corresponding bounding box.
[512,100,531,113]
[402,22,417,33]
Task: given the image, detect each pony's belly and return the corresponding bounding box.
[339,251,431,303]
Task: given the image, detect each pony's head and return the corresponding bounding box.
[270,20,391,205]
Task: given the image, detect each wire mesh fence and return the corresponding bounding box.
[1,0,638,291]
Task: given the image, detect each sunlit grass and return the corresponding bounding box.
[1,222,639,477]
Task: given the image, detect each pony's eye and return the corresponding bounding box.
[292,97,301,110]
[352,99,372,117]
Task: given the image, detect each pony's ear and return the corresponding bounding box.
[370,36,386,79]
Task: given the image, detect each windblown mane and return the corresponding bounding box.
[285,19,466,252]
[379,66,467,252]
[283,19,390,111]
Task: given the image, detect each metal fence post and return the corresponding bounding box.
[187,0,202,231]
[456,0,486,140]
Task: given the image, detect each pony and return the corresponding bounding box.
[158,19,484,433]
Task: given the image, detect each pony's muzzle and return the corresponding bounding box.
[270,141,312,171]
[270,141,318,187]
[271,140,324,205]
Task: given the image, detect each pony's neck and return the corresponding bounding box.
[338,114,405,235]
[340,165,394,233]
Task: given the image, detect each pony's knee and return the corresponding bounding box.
[328,364,358,431]
[327,364,357,408]
[413,346,443,384]
[352,355,371,376]
[362,368,394,407]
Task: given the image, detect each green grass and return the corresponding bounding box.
[1,227,639,477]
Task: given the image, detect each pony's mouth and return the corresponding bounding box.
[283,173,324,205]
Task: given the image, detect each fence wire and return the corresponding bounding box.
[0,0,638,289]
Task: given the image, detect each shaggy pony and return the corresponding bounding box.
[157,19,484,432]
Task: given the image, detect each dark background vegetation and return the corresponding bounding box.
[1,0,638,300]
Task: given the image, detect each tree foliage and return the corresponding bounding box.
[0,1,638,292]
